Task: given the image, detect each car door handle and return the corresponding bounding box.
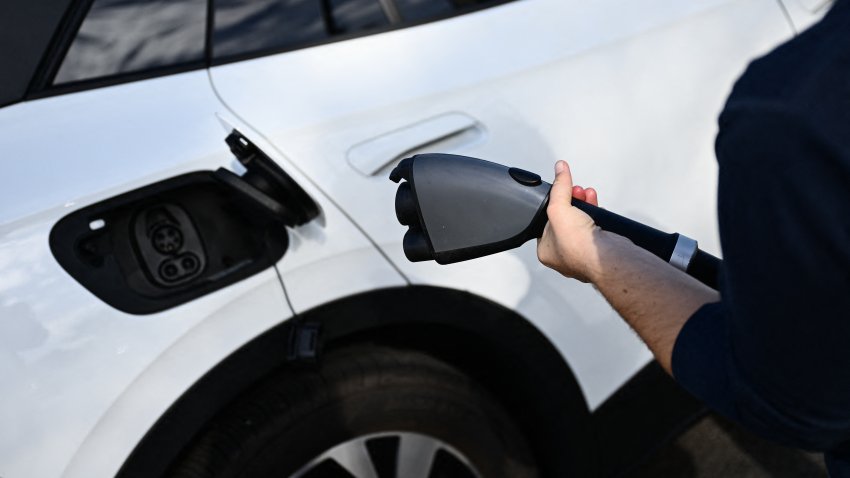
[347,113,483,176]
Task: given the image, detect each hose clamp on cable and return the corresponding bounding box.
[670,234,698,272]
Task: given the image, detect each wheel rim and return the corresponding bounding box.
[289,431,482,478]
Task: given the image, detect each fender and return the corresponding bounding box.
[115,285,595,478]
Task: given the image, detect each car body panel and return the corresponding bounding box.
[58,271,289,478]
[209,0,794,409]
[0,72,294,478]
[210,110,409,313]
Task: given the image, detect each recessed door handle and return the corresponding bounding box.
[347,113,483,176]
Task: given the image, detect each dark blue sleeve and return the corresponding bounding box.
[670,2,850,460]
[826,452,850,478]
[671,302,736,419]
[670,101,850,453]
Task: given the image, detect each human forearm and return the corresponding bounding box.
[587,229,720,373]
[537,160,720,374]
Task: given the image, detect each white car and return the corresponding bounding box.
[0,1,826,477]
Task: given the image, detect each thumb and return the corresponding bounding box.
[548,160,574,210]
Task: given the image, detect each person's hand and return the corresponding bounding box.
[539,161,718,374]
[537,160,602,283]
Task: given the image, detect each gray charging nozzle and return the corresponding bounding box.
[390,153,721,289]
[390,154,549,265]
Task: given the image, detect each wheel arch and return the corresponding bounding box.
[115,285,595,478]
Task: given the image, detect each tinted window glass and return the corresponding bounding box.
[54,0,206,85]
[395,0,453,21]
[329,0,388,34]
[213,0,388,60]
[396,0,501,22]
[213,0,510,61]
[213,0,328,59]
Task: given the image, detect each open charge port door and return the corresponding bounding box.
[50,130,318,314]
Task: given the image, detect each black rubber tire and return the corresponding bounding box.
[167,346,539,478]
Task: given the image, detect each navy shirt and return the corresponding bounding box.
[671,2,850,475]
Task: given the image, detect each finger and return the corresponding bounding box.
[549,160,574,211]
[572,185,586,202]
[585,187,599,207]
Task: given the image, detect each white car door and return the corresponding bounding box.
[0,2,303,477]
[208,0,794,409]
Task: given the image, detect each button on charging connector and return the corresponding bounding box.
[508,167,542,186]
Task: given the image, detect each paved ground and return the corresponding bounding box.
[629,414,828,477]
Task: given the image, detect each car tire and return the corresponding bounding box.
[167,345,539,478]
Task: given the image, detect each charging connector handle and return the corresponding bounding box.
[568,199,720,289]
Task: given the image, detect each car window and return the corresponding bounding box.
[212,0,511,62]
[53,0,206,85]
[49,0,513,88]
[329,0,390,34]
[395,0,506,22]
[213,0,389,61]
[394,0,454,21]
[213,0,326,60]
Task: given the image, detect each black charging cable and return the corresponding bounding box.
[565,199,721,289]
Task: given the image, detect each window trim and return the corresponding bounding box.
[26,0,211,101]
[26,60,209,101]
[378,0,403,23]
[26,0,97,97]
